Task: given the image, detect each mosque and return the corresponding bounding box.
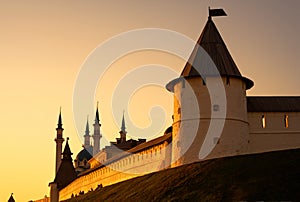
[45,9,300,202]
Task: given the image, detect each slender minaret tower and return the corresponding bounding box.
[93,103,102,156]
[84,116,90,148]
[55,108,64,174]
[119,111,127,143]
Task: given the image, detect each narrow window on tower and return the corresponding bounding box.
[213,104,220,111]
[262,114,266,128]
[284,115,289,128]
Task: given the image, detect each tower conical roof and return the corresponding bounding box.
[62,138,73,160]
[54,138,77,190]
[8,194,15,202]
[171,16,253,90]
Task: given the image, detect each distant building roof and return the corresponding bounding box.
[113,138,146,150]
[54,139,77,190]
[79,132,172,177]
[247,96,300,112]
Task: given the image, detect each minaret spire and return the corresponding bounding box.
[85,115,90,135]
[95,101,100,124]
[119,111,127,143]
[93,102,102,156]
[84,115,91,148]
[121,110,126,132]
[55,107,64,174]
[57,107,63,129]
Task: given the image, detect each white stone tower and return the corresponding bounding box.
[54,108,64,174]
[166,9,254,167]
[93,103,102,156]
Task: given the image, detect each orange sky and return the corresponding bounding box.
[0,0,299,201]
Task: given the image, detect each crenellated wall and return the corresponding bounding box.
[59,136,171,201]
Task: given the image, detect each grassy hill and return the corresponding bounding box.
[64,149,300,201]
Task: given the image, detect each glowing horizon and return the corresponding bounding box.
[0,1,299,201]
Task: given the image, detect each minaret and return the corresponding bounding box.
[55,108,64,174]
[93,103,102,156]
[84,116,90,148]
[119,111,127,143]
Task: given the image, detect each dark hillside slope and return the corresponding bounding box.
[65,149,300,201]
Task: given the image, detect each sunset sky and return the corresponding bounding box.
[0,0,299,201]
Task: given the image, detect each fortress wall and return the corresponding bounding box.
[248,112,300,154]
[59,140,171,201]
[89,150,107,169]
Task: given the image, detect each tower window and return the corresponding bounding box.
[284,115,289,128]
[262,115,266,128]
[213,104,219,111]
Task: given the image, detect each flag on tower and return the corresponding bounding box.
[209,8,227,17]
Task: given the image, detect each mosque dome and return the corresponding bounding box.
[74,147,93,173]
[76,147,93,162]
